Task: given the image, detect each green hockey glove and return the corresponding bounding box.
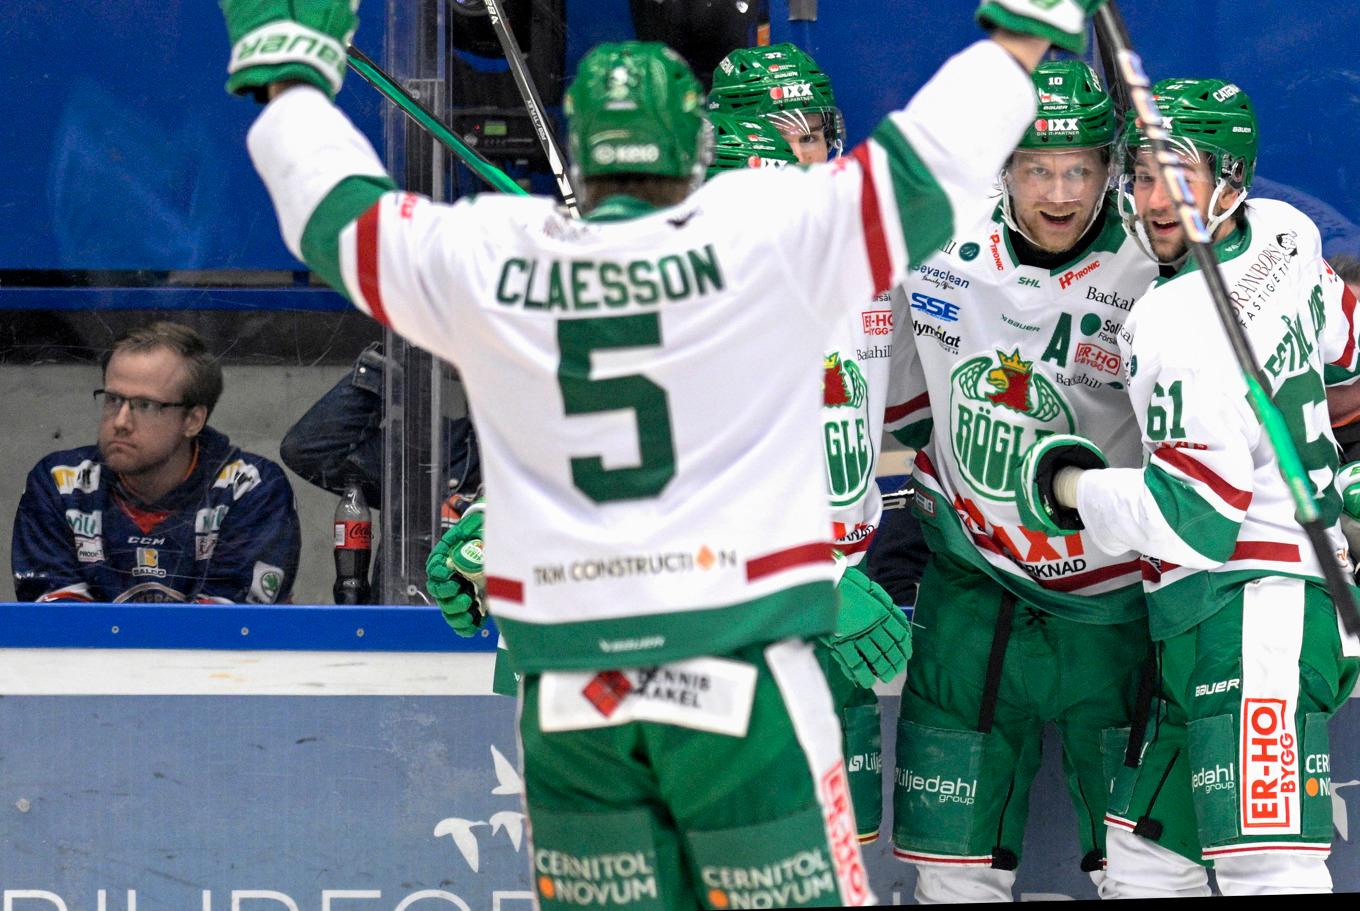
[222,0,360,102]
[425,505,485,637]
[1336,462,1360,568]
[820,565,912,689]
[976,0,1106,54]
[1014,433,1107,536]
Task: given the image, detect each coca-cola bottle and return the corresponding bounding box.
[333,478,372,604]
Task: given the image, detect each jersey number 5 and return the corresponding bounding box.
[557,314,678,503]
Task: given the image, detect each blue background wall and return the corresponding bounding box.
[1,1,1355,276]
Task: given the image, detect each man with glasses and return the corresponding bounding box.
[12,321,300,604]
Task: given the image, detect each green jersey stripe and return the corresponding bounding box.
[867,121,952,271]
[300,175,395,295]
[1146,462,1241,563]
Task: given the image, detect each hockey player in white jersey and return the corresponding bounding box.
[1014,78,1360,895]
[221,0,1106,905]
[709,43,912,846]
[883,59,1160,902]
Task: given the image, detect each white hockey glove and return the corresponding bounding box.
[976,0,1107,54]
[1014,433,1108,536]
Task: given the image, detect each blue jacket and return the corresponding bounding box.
[12,427,301,603]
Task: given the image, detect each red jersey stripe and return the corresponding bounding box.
[1331,282,1358,369]
[746,542,833,582]
[486,576,524,603]
[356,201,389,326]
[885,391,929,424]
[850,143,892,297]
[1153,446,1252,511]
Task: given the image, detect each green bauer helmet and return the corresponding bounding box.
[1116,77,1259,260]
[1019,59,1115,149]
[708,43,845,154]
[564,41,710,185]
[706,113,798,178]
[1000,59,1115,248]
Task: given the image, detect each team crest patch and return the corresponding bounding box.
[822,352,875,508]
[949,348,1074,501]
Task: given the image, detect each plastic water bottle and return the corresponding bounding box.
[333,478,372,604]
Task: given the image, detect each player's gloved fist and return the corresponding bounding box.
[1335,462,1360,569]
[821,565,913,689]
[976,0,1106,54]
[1014,433,1107,536]
[221,0,360,102]
[424,506,485,637]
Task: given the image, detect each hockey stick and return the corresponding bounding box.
[346,45,528,197]
[1094,3,1360,636]
[479,0,581,216]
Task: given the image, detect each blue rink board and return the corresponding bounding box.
[2,695,1358,907]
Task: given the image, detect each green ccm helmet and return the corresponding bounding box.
[1117,77,1259,256]
[708,43,845,156]
[706,112,798,178]
[564,41,711,193]
[1000,59,1116,245]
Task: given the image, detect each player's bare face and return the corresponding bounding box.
[98,348,199,480]
[1131,149,1234,263]
[1007,148,1108,253]
[773,111,830,165]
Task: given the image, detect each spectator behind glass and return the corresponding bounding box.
[1327,254,1360,460]
[278,341,481,600]
[12,321,301,603]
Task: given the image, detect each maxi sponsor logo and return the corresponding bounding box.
[701,850,837,908]
[533,547,738,586]
[535,849,659,905]
[1241,697,1300,832]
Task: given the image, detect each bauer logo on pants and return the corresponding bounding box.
[1241,697,1301,833]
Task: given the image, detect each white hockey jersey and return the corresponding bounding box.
[823,289,905,563]
[248,41,1037,672]
[1078,199,1360,639]
[885,199,1159,624]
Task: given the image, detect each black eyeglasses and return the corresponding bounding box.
[93,389,191,417]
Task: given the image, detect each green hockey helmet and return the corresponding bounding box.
[705,112,798,178]
[564,41,710,185]
[1019,59,1115,149]
[1120,77,1259,190]
[1116,77,1259,257]
[709,43,845,154]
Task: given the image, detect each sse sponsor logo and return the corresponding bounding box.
[909,292,960,322]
